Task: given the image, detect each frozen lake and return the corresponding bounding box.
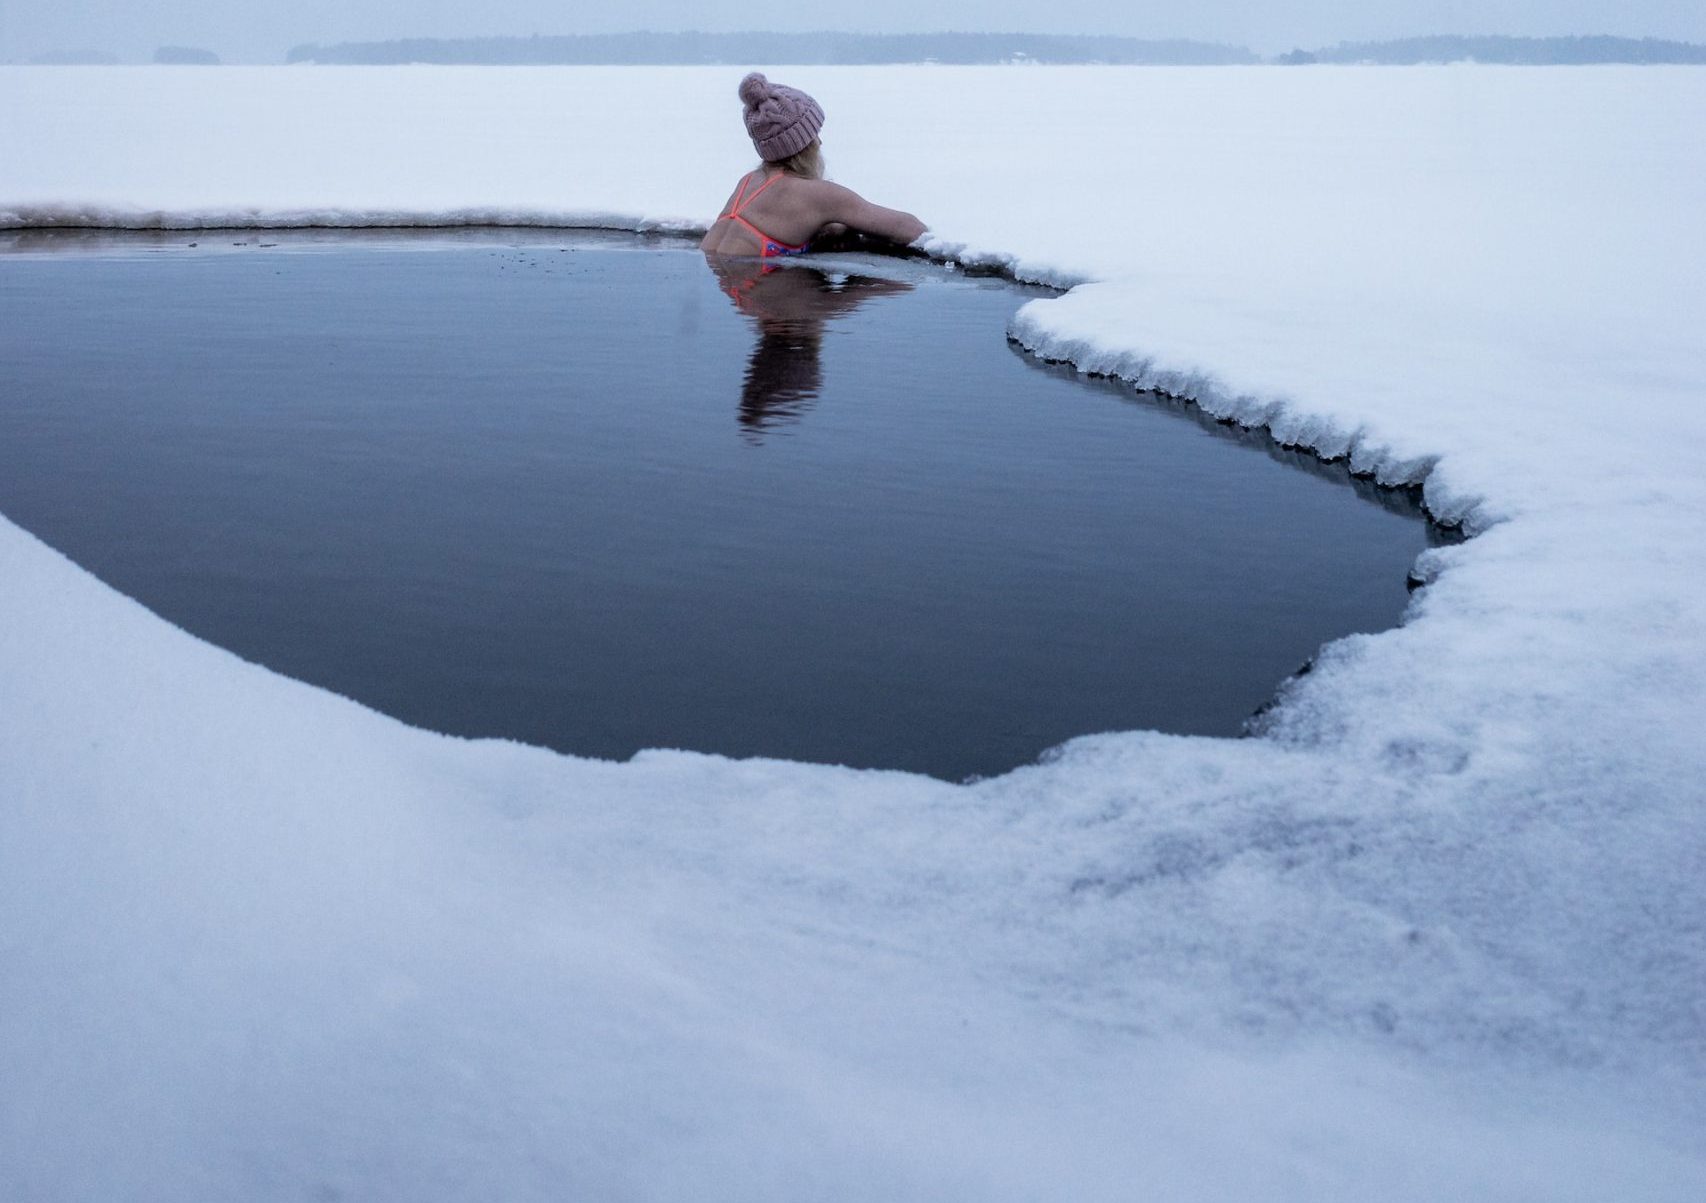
[4,65,1704,1199]
[0,230,1437,778]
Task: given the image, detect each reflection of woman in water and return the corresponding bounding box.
[700,73,927,259]
[707,259,913,440]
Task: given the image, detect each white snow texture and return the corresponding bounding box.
[2,65,1705,1200]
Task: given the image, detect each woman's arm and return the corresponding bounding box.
[811,181,927,245]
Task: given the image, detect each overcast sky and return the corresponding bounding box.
[5,1,1705,63]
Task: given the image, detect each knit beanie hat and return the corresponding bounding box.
[740,72,824,162]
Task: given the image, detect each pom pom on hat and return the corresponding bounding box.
[739,72,825,162]
[738,72,770,107]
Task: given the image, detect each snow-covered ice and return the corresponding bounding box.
[2,65,1705,1198]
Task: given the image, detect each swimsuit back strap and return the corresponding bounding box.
[720,171,806,256]
[726,171,783,218]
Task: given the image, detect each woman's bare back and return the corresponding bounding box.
[701,168,926,257]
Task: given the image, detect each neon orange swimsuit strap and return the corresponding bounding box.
[719,171,807,256]
[723,171,784,220]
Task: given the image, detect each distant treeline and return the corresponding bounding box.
[23,31,1706,68]
[285,32,1259,66]
[153,46,221,65]
[1277,35,1706,65]
[27,49,122,65]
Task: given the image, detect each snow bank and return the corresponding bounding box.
[3,65,1705,1198]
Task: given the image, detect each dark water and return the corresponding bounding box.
[0,229,1441,780]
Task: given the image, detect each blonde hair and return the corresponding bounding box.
[763,139,823,180]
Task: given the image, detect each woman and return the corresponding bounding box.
[700,73,927,259]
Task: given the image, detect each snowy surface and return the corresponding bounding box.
[3,65,1706,1198]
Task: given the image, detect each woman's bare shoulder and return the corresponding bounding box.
[797,179,926,245]
[793,177,861,203]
